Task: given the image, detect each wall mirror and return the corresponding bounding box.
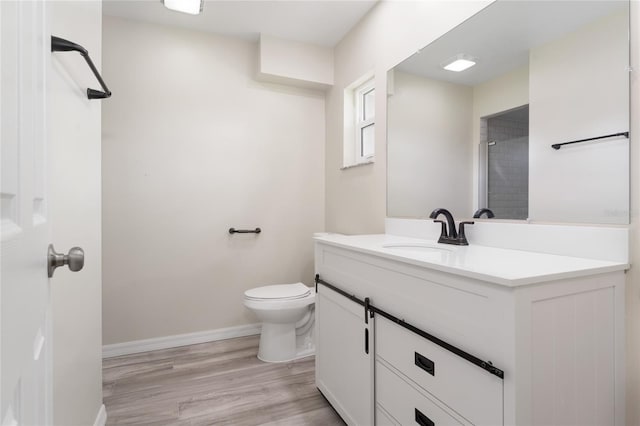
[387,0,629,224]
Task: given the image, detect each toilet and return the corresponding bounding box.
[243,282,315,363]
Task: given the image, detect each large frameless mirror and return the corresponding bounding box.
[387,1,630,224]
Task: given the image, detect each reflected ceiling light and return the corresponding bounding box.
[442,54,477,72]
[162,0,203,15]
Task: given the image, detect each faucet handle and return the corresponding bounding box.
[457,221,475,245]
[433,220,447,239]
[458,221,475,234]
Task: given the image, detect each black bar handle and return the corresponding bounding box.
[551,131,629,150]
[364,328,369,354]
[415,408,435,426]
[51,36,112,100]
[229,227,261,234]
[415,352,435,376]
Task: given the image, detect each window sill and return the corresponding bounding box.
[340,160,375,170]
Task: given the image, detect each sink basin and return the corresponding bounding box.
[382,243,453,253]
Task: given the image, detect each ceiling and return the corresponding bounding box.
[103,0,378,47]
[396,0,627,87]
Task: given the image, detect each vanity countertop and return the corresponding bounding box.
[314,234,629,287]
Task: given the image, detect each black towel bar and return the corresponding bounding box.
[551,132,628,150]
[51,36,111,100]
[229,228,261,234]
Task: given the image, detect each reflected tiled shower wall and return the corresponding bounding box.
[487,106,529,220]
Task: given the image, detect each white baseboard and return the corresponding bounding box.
[93,404,107,426]
[102,323,262,358]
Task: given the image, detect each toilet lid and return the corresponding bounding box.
[244,283,311,301]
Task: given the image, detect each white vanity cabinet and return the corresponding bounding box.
[314,236,626,426]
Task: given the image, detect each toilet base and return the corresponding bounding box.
[257,322,315,363]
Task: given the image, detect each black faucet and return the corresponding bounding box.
[429,208,474,246]
[473,208,495,219]
[429,208,457,238]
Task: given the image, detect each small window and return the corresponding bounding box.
[355,79,375,163]
[342,74,375,169]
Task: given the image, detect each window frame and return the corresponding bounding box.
[354,78,375,164]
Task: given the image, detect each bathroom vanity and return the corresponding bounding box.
[316,0,631,423]
[314,233,627,426]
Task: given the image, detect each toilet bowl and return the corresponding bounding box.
[243,283,315,363]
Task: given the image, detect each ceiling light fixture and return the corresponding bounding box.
[162,0,203,15]
[442,54,477,72]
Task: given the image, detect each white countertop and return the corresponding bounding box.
[314,234,629,287]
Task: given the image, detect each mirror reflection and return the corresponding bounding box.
[387,1,629,224]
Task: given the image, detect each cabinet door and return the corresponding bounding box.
[315,284,374,425]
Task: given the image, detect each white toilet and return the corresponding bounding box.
[243,282,315,363]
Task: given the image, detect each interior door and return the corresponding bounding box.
[1,1,53,425]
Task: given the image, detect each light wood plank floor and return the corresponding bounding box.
[103,335,345,425]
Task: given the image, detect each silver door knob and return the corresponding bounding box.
[48,244,84,278]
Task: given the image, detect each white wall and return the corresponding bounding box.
[50,1,103,425]
[325,0,492,233]
[528,10,629,224]
[627,3,640,425]
[101,16,325,345]
[472,66,529,126]
[387,71,473,219]
[258,34,333,89]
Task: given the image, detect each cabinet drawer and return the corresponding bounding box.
[376,316,503,425]
[376,404,399,426]
[377,361,465,426]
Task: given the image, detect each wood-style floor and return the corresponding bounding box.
[102,335,345,425]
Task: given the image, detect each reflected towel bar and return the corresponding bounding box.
[51,36,112,100]
[229,228,261,234]
[551,132,628,150]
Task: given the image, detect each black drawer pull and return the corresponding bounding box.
[415,352,435,376]
[415,408,435,426]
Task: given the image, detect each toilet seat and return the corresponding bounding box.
[244,283,311,301]
[243,283,315,311]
